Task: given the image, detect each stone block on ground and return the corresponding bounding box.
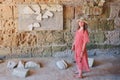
[7,61,17,69]
[56,59,68,70]
[88,58,94,67]
[17,61,25,69]
[12,68,29,78]
[25,61,40,69]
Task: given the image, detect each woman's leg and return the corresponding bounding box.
[75,57,83,78]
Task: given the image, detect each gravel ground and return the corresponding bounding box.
[0,53,120,80]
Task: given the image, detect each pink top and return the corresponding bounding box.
[74,29,89,51]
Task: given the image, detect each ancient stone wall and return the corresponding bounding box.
[0,0,120,58]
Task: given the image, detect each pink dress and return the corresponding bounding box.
[74,29,90,71]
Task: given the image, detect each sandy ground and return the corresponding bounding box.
[0,54,120,80]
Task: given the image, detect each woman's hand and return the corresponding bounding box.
[71,44,75,51]
[80,51,83,62]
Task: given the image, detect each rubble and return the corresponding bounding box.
[7,61,17,69]
[56,59,68,70]
[12,68,29,78]
[25,61,40,69]
[17,61,25,69]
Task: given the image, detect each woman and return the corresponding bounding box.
[72,17,90,78]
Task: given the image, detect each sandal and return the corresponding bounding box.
[73,74,83,78]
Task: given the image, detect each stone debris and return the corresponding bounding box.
[7,60,41,78]
[12,68,29,78]
[7,61,17,69]
[88,58,94,67]
[25,61,40,69]
[56,59,68,70]
[17,61,25,69]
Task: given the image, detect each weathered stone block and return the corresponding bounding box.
[35,0,48,3]
[25,0,34,3]
[2,19,16,30]
[17,61,25,69]
[52,31,64,44]
[0,47,11,55]
[94,32,105,43]
[1,0,12,4]
[64,6,74,19]
[32,46,43,57]
[75,6,83,18]
[98,19,114,31]
[48,0,57,3]
[0,5,13,19]
[37,31,46,45]
[7,61,17,69]
[42,46,52,57]
[64,31,73,43]
[45,31,54,44]
[88,58,94,67]
[17,32,37,47]
[89,32,95,44]
[25,61,40,69]
[63,19,71,31]
[13,0,25,3]
[56,59,68,70]
[12,68,29,78]
[71,19,77,34]
[52,45,67,53]
[88,18,99,31]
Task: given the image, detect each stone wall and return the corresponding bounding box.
[0,0,120,58]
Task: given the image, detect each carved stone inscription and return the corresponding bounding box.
[18,4,63,31]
